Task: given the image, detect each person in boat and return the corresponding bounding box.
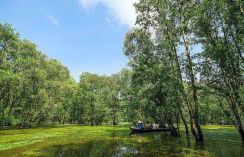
[159,123,166,128]
[138,120,143,129]
[153,123,158,129]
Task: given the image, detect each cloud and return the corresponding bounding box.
[48,14,59,26]
[78,0,139,27]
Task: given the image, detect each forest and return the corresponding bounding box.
[0,0,244,146]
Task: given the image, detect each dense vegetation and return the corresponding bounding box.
[123,0,244,142]
[0,23,77,127]
[0,0,244,143]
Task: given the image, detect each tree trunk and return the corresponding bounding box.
[112,116,117,125]
[171,42,200,140]
[182,31,203,141]
[229,98,244,141]
[179,103,189,136]
[168,36,193,138]
[167,119,179,137]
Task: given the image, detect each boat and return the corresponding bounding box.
[130,127,169,134]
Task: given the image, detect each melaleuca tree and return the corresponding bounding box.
[78,73,109,125]
[131,0,204,141]
[194,0,244,140]
[124,28,182,136]
[0,23,78,127]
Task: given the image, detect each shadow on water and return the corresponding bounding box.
[32,130,244,157]
[38,139,141,157]
[36,132,212,157]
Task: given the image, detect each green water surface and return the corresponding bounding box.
[0,125,243,157]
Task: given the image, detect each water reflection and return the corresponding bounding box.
[43,140,140,157]
[112,146,139,157]
[35,131,244,157]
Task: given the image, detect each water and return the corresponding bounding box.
[41,133,243,157]
[0,126,243,157]
[36,132,244,157]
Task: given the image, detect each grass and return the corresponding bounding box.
[0,124,242,157]
[0,125,127,150]
[202,125,241,142]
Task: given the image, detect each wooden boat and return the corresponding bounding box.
[130,127,169,134]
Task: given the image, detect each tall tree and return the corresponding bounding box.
[194,0,244,140]
[132,0,204,141]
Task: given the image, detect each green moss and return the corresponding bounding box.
[0,125,242,157]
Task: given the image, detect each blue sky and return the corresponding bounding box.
[0,0,138,81]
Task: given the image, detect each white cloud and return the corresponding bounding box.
[78,0,139,27]
[48,14,59,26]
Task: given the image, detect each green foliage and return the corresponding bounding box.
[123,0,244,141]
[76,72,124,125]
[0,23,77,127]
[0,0,243,141]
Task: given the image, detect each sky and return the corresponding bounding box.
[0,0,138,81]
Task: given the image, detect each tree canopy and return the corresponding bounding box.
[0,0,244,142]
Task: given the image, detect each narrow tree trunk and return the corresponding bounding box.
[112,116,117,125]
[224,77,244,141]
[171,42,200,141]
[234,112,244,141]
[176,113,180,136]
[182,31,203,141]
[179,103,189,136]
[167,119,179,137]
[165,19,203,140]
[230,99,244,141]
